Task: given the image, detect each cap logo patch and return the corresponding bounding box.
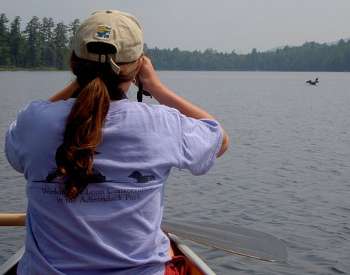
[95,25,112,40]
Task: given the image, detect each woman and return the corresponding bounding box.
[5,10,229,275]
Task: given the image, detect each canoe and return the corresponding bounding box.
[0,233,216,275]
[168,233,216,275]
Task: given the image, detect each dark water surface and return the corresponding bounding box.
[0,71,349,274]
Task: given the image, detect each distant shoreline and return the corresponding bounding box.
[1,12,350,72]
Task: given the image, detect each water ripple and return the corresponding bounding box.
[1,71,350,274]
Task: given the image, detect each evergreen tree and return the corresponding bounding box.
[0,13,10,66]
[53,22,69,69]
[41,17,55,67]
[24,16,42,67]
[9,16,25,66]
[68,19,80,47]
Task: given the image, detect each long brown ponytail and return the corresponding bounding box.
[52,77,110,199]
[47,52,141,199]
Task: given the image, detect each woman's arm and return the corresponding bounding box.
[137,57,230,157]
[49,81,79,102]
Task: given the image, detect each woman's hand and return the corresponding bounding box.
[49,80,79,102]
[136,56,163,94]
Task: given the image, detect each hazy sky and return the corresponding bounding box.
[2,0,350,53]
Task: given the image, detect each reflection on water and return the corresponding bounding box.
[0,71,349,274]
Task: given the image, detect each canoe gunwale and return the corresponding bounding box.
[168,233,216,275]
[0,237,215,275]
[0,246,24,275]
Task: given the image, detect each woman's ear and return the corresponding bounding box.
[118,57,143,79]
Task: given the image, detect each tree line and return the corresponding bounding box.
[145,41,350,72]
[1,13,350,71]
[0,14,79,69]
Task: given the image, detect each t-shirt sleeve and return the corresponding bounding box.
[5,118,24,173]
[5,100,50,173]
[175,112,223,175]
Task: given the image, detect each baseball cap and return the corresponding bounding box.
[72,10,144,74]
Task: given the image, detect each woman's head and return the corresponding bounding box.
[72,10,143,75]
[50,10,144,199]
[70,52,142,100]
[71,10,144,97]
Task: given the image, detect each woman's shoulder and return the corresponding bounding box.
[28,99,74,112]
[126,100,180,116]
[16,99,74,129]
[20,99,72,114]
[110,100,181,120]
[106,100,183,135]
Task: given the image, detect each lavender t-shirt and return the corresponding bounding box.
[5,99,223,275]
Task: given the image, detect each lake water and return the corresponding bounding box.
[0,71,349,274]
